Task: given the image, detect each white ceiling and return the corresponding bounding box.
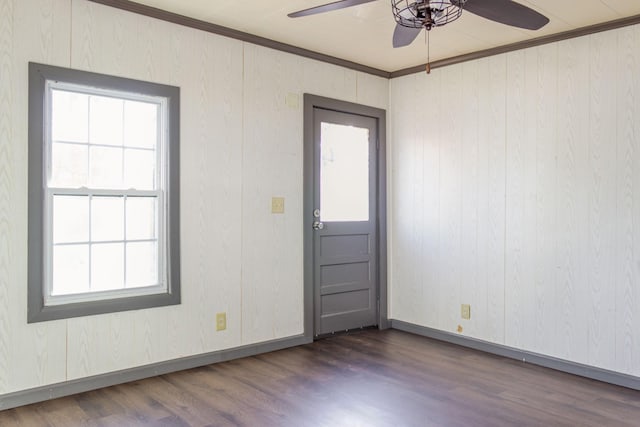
[129,0,640,72]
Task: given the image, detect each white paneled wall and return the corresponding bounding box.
[390,24,640,377]
[0,0,388,394]
[0,0,71,394]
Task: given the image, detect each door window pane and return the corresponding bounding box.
[320,122,369,222]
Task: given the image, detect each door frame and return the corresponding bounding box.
[303,94,388,340]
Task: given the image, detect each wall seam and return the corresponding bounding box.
[503,55,508,345]
[239,41,245,345]
[69,0,73,67]
[612,30,620,371]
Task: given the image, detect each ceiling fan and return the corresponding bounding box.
[288,0,550,48]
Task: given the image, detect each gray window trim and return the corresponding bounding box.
[27,62,181,323]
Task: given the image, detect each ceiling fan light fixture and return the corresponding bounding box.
[392,0,466,30]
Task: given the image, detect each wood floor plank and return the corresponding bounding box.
[1,329,639,426]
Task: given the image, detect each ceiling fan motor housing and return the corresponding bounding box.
[392,0,467,30]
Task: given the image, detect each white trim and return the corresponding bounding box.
[48,188,160,197]
[49,80,167,105]
[52,139,156,151]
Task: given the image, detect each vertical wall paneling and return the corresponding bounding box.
[420,72,441,328]
[556,36,590,363]
[437,64,463,332]
[302,60,357,104]
[460,60,480,338]
[516,46,543,353]
[475,56,508,342]
[241,45,304,344]
[618,25,640,376]
[585,31,618,369]
[390,74,422,324]
[187,26,211,357]
[531,43,559,357]
[1,0,71,393]
[0,0,14,395]
[475,57,491,340]
[488,55,506,345]
[391,24,640,378]
[355,72,389,112]
[504,49,526,348]
[203,32,244,353]
[409,72,425,326]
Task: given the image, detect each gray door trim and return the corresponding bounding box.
[303,94,388,341]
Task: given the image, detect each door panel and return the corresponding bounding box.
[313,108,378,336]
[319,233,369,258]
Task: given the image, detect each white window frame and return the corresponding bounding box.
[28,63,181,323]
[44,82,168,306]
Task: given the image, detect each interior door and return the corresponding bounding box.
[312,108,378,336]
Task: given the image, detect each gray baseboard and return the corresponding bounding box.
[0,334,311,411]
[391,319,640,391]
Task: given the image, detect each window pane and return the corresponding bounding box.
[126,197,157,240]
[320,122,369,222]
[124,100,158,149]
[126,241,158,287]
[124,149,155,190]
[89,95,124,146]
[91,196,124,242]
[51,142,88,188]
[53,195,89,244]
[51,90,89,143]
[89,146,123,188]
[91,243,124,291]
[52,244,89,295]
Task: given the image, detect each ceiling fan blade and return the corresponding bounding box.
[288,0,377,18]
[461,0,549,30]
[393,24,421,48]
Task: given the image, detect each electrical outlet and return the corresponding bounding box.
[216,312,227,331]
[271,197,285,214]
[461,304,471,320]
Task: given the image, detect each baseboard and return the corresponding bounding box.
[0,334,312,411]
[391,319,640,391]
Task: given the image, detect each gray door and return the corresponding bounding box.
[312,108,378,336]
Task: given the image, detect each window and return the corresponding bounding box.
[28,63,180,322]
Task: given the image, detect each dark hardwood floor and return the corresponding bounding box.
[1,329,639,426]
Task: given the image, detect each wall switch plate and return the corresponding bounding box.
[216,312,227,331]
[461,304,471,320]
[271,197,285,214]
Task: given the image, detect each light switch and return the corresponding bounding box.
[272,197,285,214]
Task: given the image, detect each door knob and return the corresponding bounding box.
[312,221,324,230]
